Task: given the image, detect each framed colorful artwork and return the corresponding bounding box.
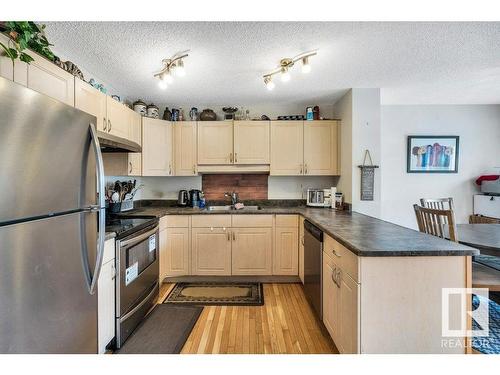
[407,136,459,173]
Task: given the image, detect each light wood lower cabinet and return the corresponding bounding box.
[98,238,116,354]
[191,227,232,275]
[273,225,299,275]
[174,121,197,175]
[142,118,173,176]
[339,271,359,354]
[299,216,305,283]
[231,228,272,275]
[322,254,340,347]
[164,227,190,277]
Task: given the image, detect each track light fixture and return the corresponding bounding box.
[262,50,317,89]
[154,51,189,90]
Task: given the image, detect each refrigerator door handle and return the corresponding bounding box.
[87,123,106,295]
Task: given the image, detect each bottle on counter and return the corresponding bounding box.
[198,191,206,209]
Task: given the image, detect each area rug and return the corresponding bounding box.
[472,294,500,354]
[163,282,264,306]
[117,304,202,354]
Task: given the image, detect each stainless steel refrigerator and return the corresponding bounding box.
[0,77,105,353]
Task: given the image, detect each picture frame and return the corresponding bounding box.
[407,135,459,173]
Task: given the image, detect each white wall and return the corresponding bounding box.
[333,89,381,218]
[381,105,500,229]
[106,175,338,200]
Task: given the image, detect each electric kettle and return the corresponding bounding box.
[177,190,188,207]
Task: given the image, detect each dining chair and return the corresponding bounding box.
[413,204,458,242]
[469,214,500,224]
[420,197,455,211]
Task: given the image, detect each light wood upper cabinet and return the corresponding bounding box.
[191,227,232,275]
[273,225,298,275]
[129,110,142,146]
[142,118,173,176]
[106,96,130,139]
[13,49,75,106]
[174,121,197,175]
[231,227,272,275]
[197,121,233,165]
[270,121,304,175]
[0,34,14,81]
[128,153,142,176]
[233,120,270,164]
[304,120,339,175]
[74,78,107,132]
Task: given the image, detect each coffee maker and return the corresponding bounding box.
[177,190,188,207]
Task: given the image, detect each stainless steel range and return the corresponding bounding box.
[107,216,159,348]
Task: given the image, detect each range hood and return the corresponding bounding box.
[97,131,141,153]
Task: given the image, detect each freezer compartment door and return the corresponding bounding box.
[0,211,98,353]
[0,77,98,223]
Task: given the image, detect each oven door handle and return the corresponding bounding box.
[119,283,159,322]
[119,225,159,248]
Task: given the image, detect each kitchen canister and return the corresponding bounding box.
[133,100,147,116]
[146,104,159,119]
[200,108,217,121]
[189,107,198,121]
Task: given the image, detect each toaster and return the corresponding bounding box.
[306,188,332,207]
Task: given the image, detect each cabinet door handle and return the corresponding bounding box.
[234,153,238,163]
[103,117,107,131]
[169,163,172,175]
[193,164,196,174]
[305,163,308,174]
[229,153,233,163]
[108,119,112,132]
[331,269,338,287]
[332,249,341,257]
[129,161,132,174]
[227,231,230,241]
[336,269,342,288]
[301,236,304,245]
[232,231,236,241]
[300,164,303,174]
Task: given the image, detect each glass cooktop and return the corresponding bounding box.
[105,215,158,239]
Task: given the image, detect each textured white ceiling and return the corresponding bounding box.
[43,22,500,105]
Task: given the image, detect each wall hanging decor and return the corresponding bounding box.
[358,150,379,201]
[407,135,459,173]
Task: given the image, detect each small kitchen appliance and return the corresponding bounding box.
[306,188,332,207]
[178,190,189,206]
[189,189,201,207]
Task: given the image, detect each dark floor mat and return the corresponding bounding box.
[163,282,264,306]
[117,304,202,354]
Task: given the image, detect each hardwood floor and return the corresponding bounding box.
[158,282,338,354]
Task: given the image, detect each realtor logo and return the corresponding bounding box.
[442,288,489,338]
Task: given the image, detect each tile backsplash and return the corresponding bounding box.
[202,174,268,200]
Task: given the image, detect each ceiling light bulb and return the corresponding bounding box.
[162,71,173,84]
[301,57,311,73]
[174,59,186,77]
[264,77,275,90]
[158,80,168,90]
[280,68,290,83]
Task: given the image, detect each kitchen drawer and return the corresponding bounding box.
[191,215,231,228]
[102,238,115,264]
[232,214,273,228]
[162,215,190,228]
[474,194,500,219]
[324,234,359,282]
[275,214,299,227]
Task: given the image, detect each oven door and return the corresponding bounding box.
[116,225,159,317]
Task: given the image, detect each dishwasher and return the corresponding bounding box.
[303,220,323,319]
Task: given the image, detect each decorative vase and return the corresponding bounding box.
[189,107,198,121]
[146,104,159,119]
[200,108,217,121]
[133,100,147,116]
[163,107,172,121]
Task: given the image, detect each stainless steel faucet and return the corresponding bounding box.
[224,191,239,206]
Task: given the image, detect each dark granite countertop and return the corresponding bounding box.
[120,200,479,257]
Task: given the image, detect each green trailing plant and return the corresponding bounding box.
[0,21,55,64]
